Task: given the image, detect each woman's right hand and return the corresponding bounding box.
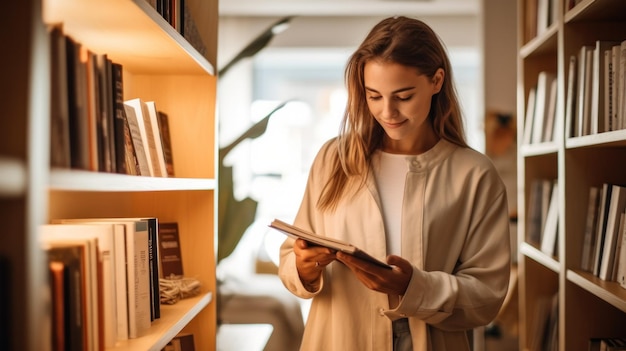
[294,238,336,291]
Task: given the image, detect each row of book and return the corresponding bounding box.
[49,25,175,177]
[522,40,626,144]
[526,178,559,258]
[523,0,558,44]
[42,218,186,351]
[522,71,558,145]
[145,0,207,58]
[581,183,626,288]
[565,40,626,138]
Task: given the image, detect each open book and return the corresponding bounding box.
[269,219,392,269]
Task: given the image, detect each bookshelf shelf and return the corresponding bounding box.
[50,169,216,192]
[517,0,626,349]
[520,242,560,273]
[519,142,559,157]
[567,270,626,313]
[565,129,626,149]
[519,24,558,58]
[112,292,213,351]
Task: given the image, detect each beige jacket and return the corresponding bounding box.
[279,139,511,351]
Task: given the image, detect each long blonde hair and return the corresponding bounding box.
[318,16,468,211]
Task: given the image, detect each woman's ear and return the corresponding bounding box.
[432,68,445,93]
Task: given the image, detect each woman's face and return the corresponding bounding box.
[364,60,443,154]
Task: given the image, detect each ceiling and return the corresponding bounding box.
[218,0,481,17]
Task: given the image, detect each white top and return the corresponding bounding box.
[373,151,413,256]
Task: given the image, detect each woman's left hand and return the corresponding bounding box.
[336,252,412,296]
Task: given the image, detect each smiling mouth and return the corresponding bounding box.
[381,120,406,128]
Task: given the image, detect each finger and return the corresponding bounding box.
[386,255,412,272]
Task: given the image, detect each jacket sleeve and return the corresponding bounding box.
[278,139,336,298]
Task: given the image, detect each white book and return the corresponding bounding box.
[124,98,155,176]
[40,224,105,351]
[532,72,557,143]
[591,41,621,134]
[123,101,152,176]
[619,40,626,130]
[542,78,558,142]
[616,211,626,288]
[143,101,168,177]
[523,87,537,145]
[565,55,577,138]
[125,220,151,338]
[576,46,594,137]
[541,181,559,256]
[611,45,622,130]
[599,184,626,280]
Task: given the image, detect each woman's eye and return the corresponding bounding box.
[396,95,412,101]
[368,95,382,101]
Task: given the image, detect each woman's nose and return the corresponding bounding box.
[381,99,397,119]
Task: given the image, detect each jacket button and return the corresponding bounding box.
[378,308,385,316]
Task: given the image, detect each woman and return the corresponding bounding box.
[278,16,510,351]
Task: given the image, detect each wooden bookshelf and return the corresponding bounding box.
[517,0,626,349]
[2,0,218,350]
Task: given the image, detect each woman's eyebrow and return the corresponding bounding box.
[364,86,416,94]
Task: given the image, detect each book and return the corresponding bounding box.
[611,212,626,282]
[123,99,152,176]
[591,41,621,134]
[577,45,594,136]
[611,45,622,131]
[618,41,626,131]
[46,245,85,351]
[269,219,391,269]
[542,76,558,142]
[523,87,537,145]
[157,111,175,177]
[565,55,578,138]
[65,35,90,170]
[540,181,559,257]
[127,220,152,336]
[581,186,601,272]
[531,71,556,143]
[49,24,71,169]
[111,62,140,176]
[143,101,168,177]
[617,211,626,288]
[158,222,184,278]
[593,183,613,276]
[599,184,626,280]
[527,178,552,246]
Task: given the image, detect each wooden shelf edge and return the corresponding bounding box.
[567,270,626,313]
[519,24,558,58]
[519,142,559,157]
[50,169,216,192]
[565,130,626,149]
[109,291,213,351]
[0,157,26,197]
[520,242,560,273]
